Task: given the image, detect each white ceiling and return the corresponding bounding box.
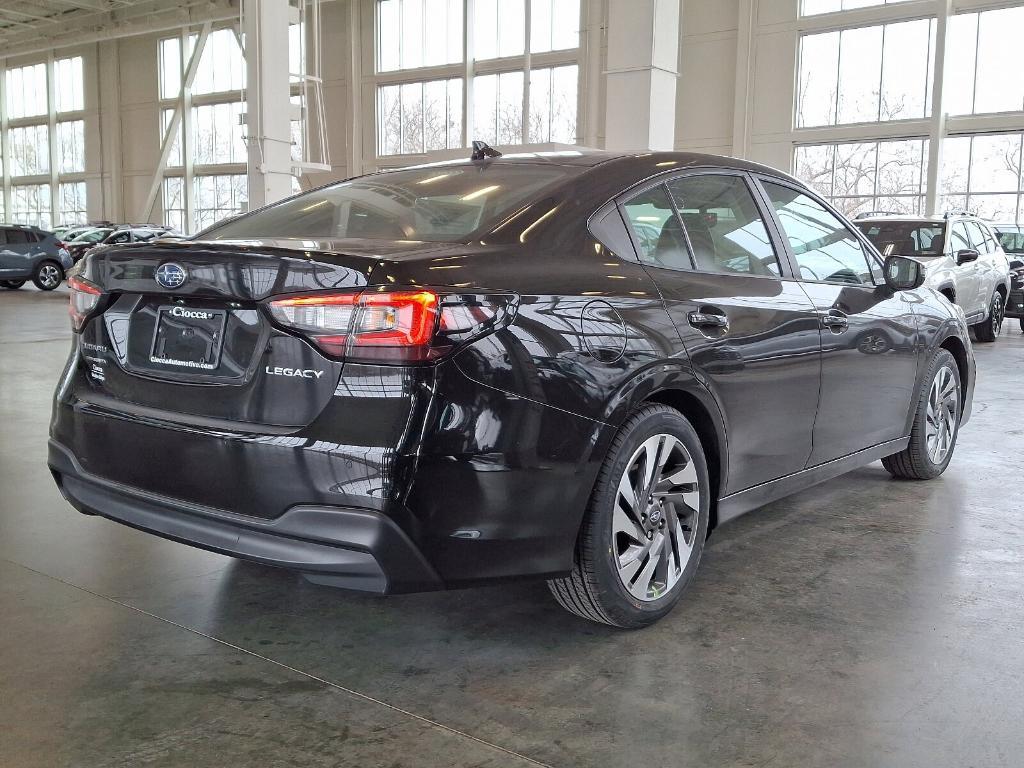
[0,1,240,58]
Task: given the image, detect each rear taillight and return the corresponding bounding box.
[68,276,102,332]
[267,289,514,363]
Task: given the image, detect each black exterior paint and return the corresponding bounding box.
[49,151,976,592]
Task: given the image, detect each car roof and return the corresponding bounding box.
[385,148,802,183]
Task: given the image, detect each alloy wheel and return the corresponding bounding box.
[925,365,959,465]
[38,264,61,289]
[613,434,700,601]
[991,294,1004,337]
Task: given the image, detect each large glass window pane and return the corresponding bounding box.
[940,132,1024,221]
[377,0,462,72]
[764,181,875,285]
[970,134,1023,193]
[973,6,1024,114]
[531,0,580,53]
[56,120,86,174]
[191,102,247,165]
[797,31,838,127]
[159,37,183,100]
[192,29,246,95]
[946,13,978,116]
[54,56,85,112]
[795,139,928,217]
[5,63,47,119]
[529,65,577,144]
[666,175,781,276]
[474,0,525,61]
[8,125,50,177]
[58,182,87,225]
[376,78,463,156]
[10,184,52,229]
[968,194,1020,224]
[160,109,184,167]
[163,177,186,233]
[194,173,248,232]
[473,71,523,145]
[836,25,883,124]
[880,19,933,120]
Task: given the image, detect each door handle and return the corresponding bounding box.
[688,311,729,330]
[819,311,849,332]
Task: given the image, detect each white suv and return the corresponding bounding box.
[855,213,1011,342]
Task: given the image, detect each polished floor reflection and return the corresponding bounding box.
[2,286,1022,767]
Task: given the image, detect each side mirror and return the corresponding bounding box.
[956,248,979,266]
[884,254,925,292]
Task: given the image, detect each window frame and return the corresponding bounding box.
[752,173,885,288]
[615,167,798,282]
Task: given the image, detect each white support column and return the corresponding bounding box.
[604,0,680,151]
[732,0,756,159]
[243,0,294,209]
[925,0,952,216]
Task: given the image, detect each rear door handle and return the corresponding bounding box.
[819,311,849,332]
[688,311,729,330]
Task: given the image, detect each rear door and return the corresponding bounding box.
[756,178,920,465]
[619,170,822,494]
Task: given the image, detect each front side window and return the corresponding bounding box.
[949,223,971,254]
[208,164,573,242]
[964,221,988,253]
[667,175,780,276]
[621,185,689,271]
[763,181,876,285]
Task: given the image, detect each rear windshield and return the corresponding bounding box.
[996,229,1024,254]
[855,221,946,257]
[207,164,575,243]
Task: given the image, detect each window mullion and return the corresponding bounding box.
[522,0,532,144]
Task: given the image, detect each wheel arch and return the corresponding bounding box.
[938,334,969,413]
[936,282,956,303]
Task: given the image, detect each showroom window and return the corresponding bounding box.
[945,6,1024,116]
[940,132,1024,223]
[795,139,929,217]
[58,182,87,224]
[797,18,935,127]
[801,0,912,16]
[1,56,88,226]
[194,174,248,232]
[373,0,582,158]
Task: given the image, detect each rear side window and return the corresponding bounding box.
[621,185,691,270]
[762,181,877,285]
[666,174,780,276]
[5,230,30,245]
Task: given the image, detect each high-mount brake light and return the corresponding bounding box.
[68,276,102,332]
[267,289,514,364]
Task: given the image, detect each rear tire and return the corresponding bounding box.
[32,261,64,291]
[0,280,25,290]
[883,349,961,480]
[972,291,1003,342]
[547,405,710,629]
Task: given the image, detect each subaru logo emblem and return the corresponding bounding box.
[649,507,662,523]
[155,262,187,289]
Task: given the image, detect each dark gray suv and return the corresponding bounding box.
[0,225,74,291]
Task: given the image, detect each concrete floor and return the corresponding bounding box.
[2,283,1023,768]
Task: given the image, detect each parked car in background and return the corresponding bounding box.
[994,224,1024,332]
[51,150,975,628]
[0,224,73,290]
[66,225,173,263]
[855,213,1011,342]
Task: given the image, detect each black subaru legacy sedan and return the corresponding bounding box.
[49,150,975,628]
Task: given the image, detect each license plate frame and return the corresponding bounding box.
[149,305,228,371]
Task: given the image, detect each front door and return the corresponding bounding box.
[757,178,920,466]
[620,172,822,495]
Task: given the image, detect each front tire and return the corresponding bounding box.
[0,280,26,290]
[973,291,1003,342]
[548,405,710,628]
[32,261,64,291]
[883,349,961,480]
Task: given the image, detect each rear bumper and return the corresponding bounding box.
[48,439,443,593]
